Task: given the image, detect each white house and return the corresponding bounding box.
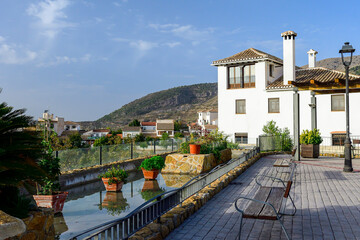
[64,121,81,131]
[156,119,174,137]
[197,109,218,126]
[83,129,110,139]
[37,111,65,136]
[213,30,360,145]
[122,126,142,138]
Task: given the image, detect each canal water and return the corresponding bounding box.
[54,171,195,239]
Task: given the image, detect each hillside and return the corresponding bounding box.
[302,55,360,74]
[80,55,360,130]
[80,83,217,129]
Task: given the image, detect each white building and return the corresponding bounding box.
[83,129,110,138]
[213,30,360,144]
[37,111,65,136]
[64,121,81,131]
[156,119,174,137]
[122,126,142,138]
[197,109,218,126]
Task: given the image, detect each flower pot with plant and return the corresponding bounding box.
[140,156,165,180]
[33,140,68,213]
[300,129,323,158]
[98,166,128,192]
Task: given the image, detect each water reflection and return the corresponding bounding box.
[54,213,68,236]
[140,180,165,201]
[161,174,197,188]
[98,191,130,216]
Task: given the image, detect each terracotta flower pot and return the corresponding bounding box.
[142,168,160,180]
[102,178,124,192]
[33,191,68,213]
[189,144,201,154]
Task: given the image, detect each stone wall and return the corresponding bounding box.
[5,208,55,240]
[162,149,232,174]
[60,152,174,189]
[129,151,276,240]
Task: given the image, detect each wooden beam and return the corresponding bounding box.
[310,79,316,84]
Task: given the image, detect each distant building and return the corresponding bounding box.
[37,111,64,136]
[64,121,81,131]
[83,129,110,139]
[156,119,174,137]
[122,126,142,138]
[141,122,157,138]
[197,109,218,126]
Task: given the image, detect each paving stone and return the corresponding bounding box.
[165,155,360,240]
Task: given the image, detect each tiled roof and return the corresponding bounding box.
[267,67,360,90]
[157,123,174,130]
[64,121,78,125]
[203,125,218,130]
[212,48,283,65]
[122,126,141,132]
[93,129,110,133]
[198,109,218,113]
[281,30,297,37]
[141,122,156,126]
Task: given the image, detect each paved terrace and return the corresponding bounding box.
[166,155,360,240]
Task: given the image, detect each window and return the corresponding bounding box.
[235,133,248,144]
[269,64,274,77]
[268,98,280,113]
[331,94,345,111]
[236,99,246,114]
[332,133,346,146]
[228,64,255,89]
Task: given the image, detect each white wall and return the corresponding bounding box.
[217,60,360,144]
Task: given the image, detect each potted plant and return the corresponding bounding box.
[188,134,202,154]
[98,166,128,192]
[33,140,68,213]
[139,156,165,180]
[300,129,323,158]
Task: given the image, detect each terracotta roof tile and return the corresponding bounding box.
[267,67,360,90]
[212,48,283,65]
[123,126,141,131]
[157,123,174,130]
[141,122,156,126]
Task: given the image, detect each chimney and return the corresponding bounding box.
[307,49,318,68]
[281,30,297,85]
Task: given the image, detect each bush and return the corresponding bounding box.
[139,156,165,170]
[300,129,323,145]
[262,120,293,151]
[98,166,128,185]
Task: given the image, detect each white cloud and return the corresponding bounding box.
[149,23,214,44]
[164,42,181,48]
[27,0,73,39]
[38,53,92,66]
[0,36,37,64]
[130,40,158,51]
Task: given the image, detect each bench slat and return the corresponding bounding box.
[243,187,271,219]
[260,187,284,220]
[273,159,290,167]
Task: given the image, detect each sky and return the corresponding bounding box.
[1,0,360,121]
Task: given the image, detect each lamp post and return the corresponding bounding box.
[339,42,355,172]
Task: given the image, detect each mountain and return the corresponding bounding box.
[80,83,217,129]
[80,55,360,130]
[302,55,360,74]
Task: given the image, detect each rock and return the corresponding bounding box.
[0,210,26,239]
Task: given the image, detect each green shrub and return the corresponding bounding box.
[98,166,128,185]
[300,129,323,145]
[262,120,293,151]
[139,156,165,170]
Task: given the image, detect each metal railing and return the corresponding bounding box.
[320,136,360,158]
[70,146,260,240]
[258,135,294,152]
[57,138,185,172]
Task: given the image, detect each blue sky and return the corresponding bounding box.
[0,0,359,121]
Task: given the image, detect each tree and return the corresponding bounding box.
[135,133,145,142]
[161,132,169,140]
[174,132,184,139]
[93,136,109,146]
[129,119,140,126]
[68,132,83,148]
[174,121,182,132]
[262,120,293,151]
[0,101,46,217]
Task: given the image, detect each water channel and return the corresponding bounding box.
[54,171,196,239]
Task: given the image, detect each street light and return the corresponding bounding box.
[339,42,355,172]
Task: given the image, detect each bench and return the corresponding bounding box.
[273,147,297,168]
[235,159,297,240]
